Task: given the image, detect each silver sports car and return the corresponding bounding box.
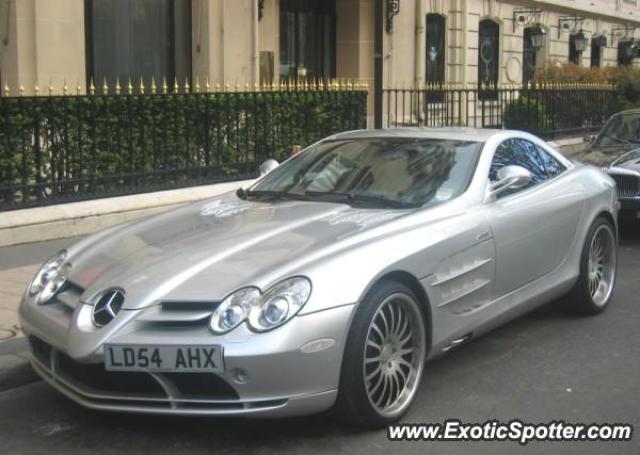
[20,128,618,428]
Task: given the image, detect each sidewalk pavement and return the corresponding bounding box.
[0,265,39,391]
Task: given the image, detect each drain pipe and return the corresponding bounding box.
[415,0,425,88]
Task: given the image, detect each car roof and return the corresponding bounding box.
[329,127,506,142]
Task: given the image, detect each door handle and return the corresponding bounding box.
[476,231,491,241]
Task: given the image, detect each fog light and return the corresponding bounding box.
[232,368,249,384]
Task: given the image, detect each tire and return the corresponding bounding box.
[333,280,427,428]
[563,216,617,315]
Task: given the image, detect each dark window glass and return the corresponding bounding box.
[569,34,580,64]
[425,14,445,85]
[618,40,634,66]
[280,0,336,81]
[489,139,548,195]
[523,28,536,83]
[252,139,484,207]
[535,145,566,178]
[591,41,602,68]
[478,20,499,99]
[85,0,192,91]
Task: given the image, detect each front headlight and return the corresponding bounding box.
[28,250,69,304]
[209,277,312,334]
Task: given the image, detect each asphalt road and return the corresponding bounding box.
[0,225,639,454]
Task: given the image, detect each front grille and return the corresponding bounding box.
[603,168,640,197]
[57,353,166,397]
[135,301,219,326]
[29,336,243,409]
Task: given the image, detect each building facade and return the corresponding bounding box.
[1,0,640,97]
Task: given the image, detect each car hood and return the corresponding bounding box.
[574,144,640,171]
[67,192,412,309]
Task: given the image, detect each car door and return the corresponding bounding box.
[487,138,583,298]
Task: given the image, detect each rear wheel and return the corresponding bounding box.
[564,217,617,315]
[334,280,426,428]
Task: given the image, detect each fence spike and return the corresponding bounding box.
[162,77,168,94]
[174,77,180,94]
[3,84,8,96]
[115,77,121,95]
[151,77,157,95]
[245,82,249,91]
[18,85,24,96]
[138,77,145,94]
[76,83,82,95]
[89,78,96,96]
[195,76,201,93]
[102,78,109,95]
[215,82,221,92]
[185,77,191,93]
[254,82,259,91]
[127,76,133,95]
[206,77,211,92]
[63,80,68,96]
[34,83,39,95]
[225,82,230,92]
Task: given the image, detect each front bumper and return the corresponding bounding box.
[20,297,356,417]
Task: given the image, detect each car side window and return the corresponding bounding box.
[535,145,566,178]
[489,139,548,194]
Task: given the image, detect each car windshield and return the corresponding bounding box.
[594,113,640,148]
[249,138,483,208]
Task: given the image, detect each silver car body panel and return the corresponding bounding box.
[19,128,618,417]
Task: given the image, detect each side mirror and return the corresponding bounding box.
[259,159,280,177]
[488,165,532,199]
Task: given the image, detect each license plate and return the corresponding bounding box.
[105,344,223,372]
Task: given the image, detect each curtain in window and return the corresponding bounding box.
[279,0,336,81]
[87,0,191,91]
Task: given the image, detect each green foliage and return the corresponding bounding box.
[0,90,367,209]
[502,96,550,133]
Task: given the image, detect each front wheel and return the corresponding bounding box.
[334,280,427,428]
[564,216,617,315]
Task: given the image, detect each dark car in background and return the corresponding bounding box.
[577,109,640,220]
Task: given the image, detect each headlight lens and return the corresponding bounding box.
[248,277,311,332]
[28,251,69,304]
[208,277,311,334]
[209,288,260,334]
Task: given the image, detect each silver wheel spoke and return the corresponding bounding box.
[363,293,426,417]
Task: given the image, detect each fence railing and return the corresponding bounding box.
[0,81,368,211]
[383,83,618,138]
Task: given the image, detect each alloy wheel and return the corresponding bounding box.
[363,293,425,418]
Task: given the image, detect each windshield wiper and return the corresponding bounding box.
[237,188,308,202]
[303,191,418,209]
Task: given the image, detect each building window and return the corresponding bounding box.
[523,28,536,83]
[85,0,192,91]
[618,40,635,66]
[425,14,445,85]
[591,35,606,68]
[280,0,336,81]
[569,32,586,65]
[478,19,499,99]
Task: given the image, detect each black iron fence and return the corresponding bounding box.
[383,83,618,138]
[0,82,367,211]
